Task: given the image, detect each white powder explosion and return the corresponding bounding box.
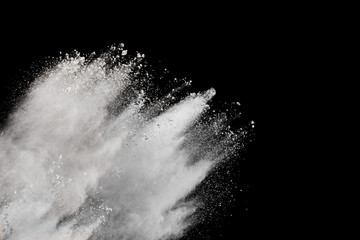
[0,46,243,240]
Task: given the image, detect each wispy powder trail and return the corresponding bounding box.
[0,46,244,240]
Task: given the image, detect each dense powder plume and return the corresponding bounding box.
[0,45,248,240]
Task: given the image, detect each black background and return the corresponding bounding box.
[0,7,279,239]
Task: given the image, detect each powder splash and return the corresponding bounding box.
[0,45,246,240]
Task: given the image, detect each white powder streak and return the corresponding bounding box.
[0,50,239,240]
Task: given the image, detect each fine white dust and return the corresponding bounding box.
[0,45,250,240]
